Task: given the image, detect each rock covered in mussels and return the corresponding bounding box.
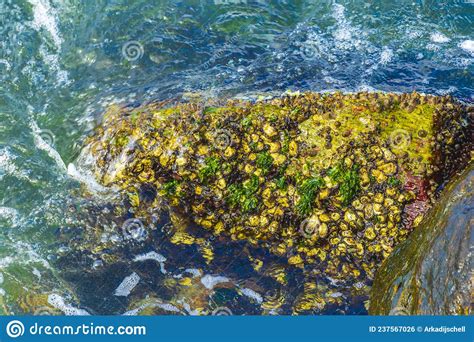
[369,163,473,315]
[78,92,472,297]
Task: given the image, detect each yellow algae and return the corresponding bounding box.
[83,91,472,285]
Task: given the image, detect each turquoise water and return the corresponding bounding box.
[0,0,472,315]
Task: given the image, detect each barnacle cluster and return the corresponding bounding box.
[84,91,472,287]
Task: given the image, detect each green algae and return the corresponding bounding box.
[199,157,221,182]
[255,151,274,175]
[296,176,325,216]
[163,180,179,196]
[328,162,361,206]
[228,174,260,213]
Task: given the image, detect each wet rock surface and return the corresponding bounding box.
[48,92,473,314]
[369,163,473,315]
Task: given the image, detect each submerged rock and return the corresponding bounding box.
[61,91,472,314]
[369,163,473,315]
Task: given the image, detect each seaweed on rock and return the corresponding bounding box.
[68,91,472,314]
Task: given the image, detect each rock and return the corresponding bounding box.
[369,163,473,315]
[75,92,473,282]
[59,92,472,314]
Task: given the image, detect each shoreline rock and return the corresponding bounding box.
[369,163,473,315]
[58,91,472,314]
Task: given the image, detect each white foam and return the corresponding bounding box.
[380,46,393,65]
[430,32,450,44]
[0,256,14,268]
[30,120,67,172]
[67,163,110,195]
[0,207,19,222]
[0,149,34,185]
[133,251,166,263]
[0,59,11,71]
[47,294,90,315]
[123,302,181,315]
[460,40,474,54]
[133,252,167,274]
[179,300,200,316]
[0,242,51,269]
[426,43,441,51]
[114,272,140,297]
[29,0,62,48]
[28,0,69,85]
[0,147,27,181]
[40,47,69,84]
[32,268,42,280]
[357,84,378,92]
[240,288,263,304]
[331,3,366,51]
[332,4,353,43]
[70,145,120,199]
[332,3,346,23]
[438,86,458,95]
[407,30,422,39]
[184,268,202,278]
[156,303,181,313]
[200,274,229,289]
